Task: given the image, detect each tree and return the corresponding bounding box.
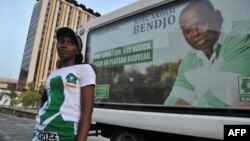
[143,62,180,103]
[18,82,41,108]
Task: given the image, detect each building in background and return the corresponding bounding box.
[0,77,18,90]
[17,0,100,90]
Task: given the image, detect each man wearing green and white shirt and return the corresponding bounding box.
[164,0,250,107]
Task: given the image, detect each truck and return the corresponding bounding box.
[78,0,250,140]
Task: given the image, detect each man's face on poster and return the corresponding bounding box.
[179,5,221,54]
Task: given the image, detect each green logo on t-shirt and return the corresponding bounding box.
[66,73,77,84]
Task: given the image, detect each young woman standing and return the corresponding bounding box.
[32,27,96,141]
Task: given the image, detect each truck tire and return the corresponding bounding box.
[110,128,147,141]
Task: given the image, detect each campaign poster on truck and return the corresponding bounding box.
[87,0,250,108]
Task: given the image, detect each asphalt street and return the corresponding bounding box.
[0,113,109,141]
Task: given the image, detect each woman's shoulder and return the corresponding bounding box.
[77,63,93,68]
[76,63,96,72]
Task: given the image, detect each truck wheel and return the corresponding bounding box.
[110,129,147,141]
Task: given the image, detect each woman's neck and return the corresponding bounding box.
[60,60,75,68]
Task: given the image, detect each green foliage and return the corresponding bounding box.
[95,62,180,104]
[18,82,41,108]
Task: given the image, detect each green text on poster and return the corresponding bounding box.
[93,40,153,68]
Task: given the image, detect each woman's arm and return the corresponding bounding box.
[76,84,95,141]
[38,89,48,111]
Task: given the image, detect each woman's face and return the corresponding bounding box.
[179,6,221,54]
[57,36,78,63]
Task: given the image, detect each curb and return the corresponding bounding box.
[0,106,36,119]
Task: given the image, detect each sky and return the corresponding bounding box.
[0,0,138,80]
